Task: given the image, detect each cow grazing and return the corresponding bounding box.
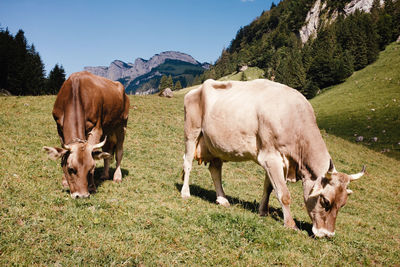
[43,71,130,199]
[181,79,365,238]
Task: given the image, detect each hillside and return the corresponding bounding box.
[124,59,205,95]
[311,42,400,159]
[201,0,400,98]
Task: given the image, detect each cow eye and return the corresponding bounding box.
[320,195,331,210]
[68,167,77,175]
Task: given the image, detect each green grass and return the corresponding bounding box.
[312,42,400,160]
[0,45,399,265]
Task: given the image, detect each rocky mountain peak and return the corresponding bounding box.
[84,51,202,82]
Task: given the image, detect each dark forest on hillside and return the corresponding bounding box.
[198,0,400,98]
[0,28,65,95]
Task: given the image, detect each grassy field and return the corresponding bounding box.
[0,44,399,265]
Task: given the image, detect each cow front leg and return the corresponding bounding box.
[258,152,297,229]
[209,158,229,207]
[181,140,196,199]
[100,157,111,180]
[259,175,273,216]
[100,141,113,180]
[88,172,96,193]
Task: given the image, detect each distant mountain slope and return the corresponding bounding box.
[123,59,205,95]
[84,51,208,94]
[311,42,400,159]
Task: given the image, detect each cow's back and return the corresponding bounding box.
[53,71,129,144]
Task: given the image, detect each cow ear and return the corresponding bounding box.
[92,151,112,160]
[43,146,67,160]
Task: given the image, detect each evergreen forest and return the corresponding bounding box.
[0,27,65,95]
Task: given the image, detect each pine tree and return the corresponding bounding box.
[8,30,28,95]
[174,80,182,90]
[0,29,47,95]
[25,44,45,95]
[166,75,173,89]
[46,64,66,94]
[370,0,382,23]
[377,13,394,49]
[158,75,168,90]
[0,28,14,90]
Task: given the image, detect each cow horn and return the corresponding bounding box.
[346,189,354,195]
[92,136,107,150]
[349,165,366,181]
[62,143,71,151]
[325,159,337,180]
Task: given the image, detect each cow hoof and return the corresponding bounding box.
[284,222,298,231]
[259,210,268,217]
[100,175,110,180]
[216,196,230,207]
[113,178,122,183]
[181,190,191,199]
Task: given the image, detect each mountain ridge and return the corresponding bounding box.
[84,51,206,81]
[84,51,208,94]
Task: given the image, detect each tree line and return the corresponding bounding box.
[158,75,182,91]
[0,27,66,95]
[197,0,400,98]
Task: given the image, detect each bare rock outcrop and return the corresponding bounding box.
[344,0,384,15]
[158,88,173,98]
[299,0,323,44]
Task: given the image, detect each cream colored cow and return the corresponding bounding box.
[181,79,365,238]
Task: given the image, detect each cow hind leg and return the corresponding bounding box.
[258,151,297,229]
[181,139,197,199]
[209,158,229,207]
[259,175,273,216]
[113,127,126,183]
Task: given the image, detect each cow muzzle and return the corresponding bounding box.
[70,192,90,199]
[312,226,335,238]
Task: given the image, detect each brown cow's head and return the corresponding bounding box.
[305,160,365,238]
[43,138,111,199]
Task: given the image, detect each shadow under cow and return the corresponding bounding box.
[175,183,314,237]
[93,167,129,188]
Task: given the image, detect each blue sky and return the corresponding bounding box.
[0,0,277,76]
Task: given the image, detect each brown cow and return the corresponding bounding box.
[43,71,130,198]
[181,79,365,238]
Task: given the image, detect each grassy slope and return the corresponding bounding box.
[0,46,399,265]
[312,42,400,160]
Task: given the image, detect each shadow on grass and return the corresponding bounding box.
[175,183,314,236]
[93,167,129,189]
